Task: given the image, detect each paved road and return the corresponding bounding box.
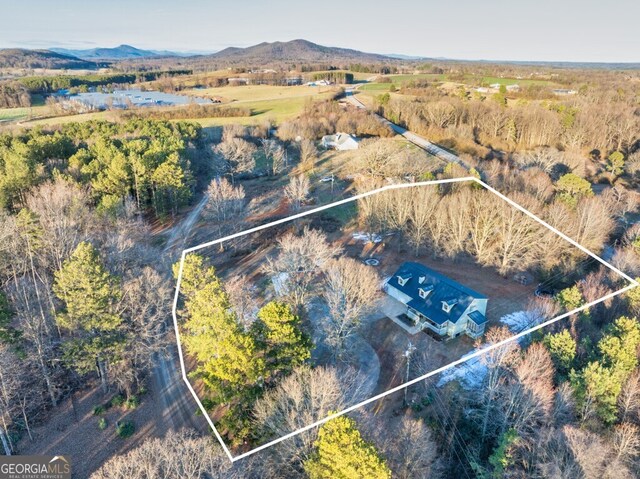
[345,89,470,169]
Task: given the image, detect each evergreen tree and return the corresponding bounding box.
[253,301,312,378]
[627,279,640,315]
[173,253,220,300]
[53,241,123,391]
[555,173,593,207]
[571,316,640,423]
[599,316,640,377]
[606,151,625,177]
[544,330,576,376]
[304,415,391,479]
[177,257,264,402]
[571,361,622,424]
[151,153,192,218]
[488,428,520,479]
[556,285,588,318]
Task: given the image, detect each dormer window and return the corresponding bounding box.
[418,275,426,284]
[442,299,458,313]
[419,285,434,299]
[397,273,412,287]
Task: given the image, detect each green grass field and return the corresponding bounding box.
[388,73,447,83]
[0,105,50,124]
[358,83,397,91]
[0,107,31,122]
[178,84,336,126]
[474,75,555,87]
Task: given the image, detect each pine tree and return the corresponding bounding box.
[571,317,640,423]
[488,428,520,478]
[304,415,391,479]
[176,256,264,401]
[556,285,588,318]
[606,151,625,177]
[253,301,312,378]
[151,153,192,217]
[571,361,622,424]
[173,253,220,300]
[544,330,576,376]
[53,241,123,392]
[555,173,593,207]
[599,316,640,377]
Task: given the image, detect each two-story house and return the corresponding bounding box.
[384,262,488,339]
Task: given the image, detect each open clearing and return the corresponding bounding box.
[182,84,337,124]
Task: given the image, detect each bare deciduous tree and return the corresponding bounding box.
[374,415,441,479]
[225,274,256,329]
[284,175,310,212]
[263,228,342,309]
[298,139,317,173]
[252,366,368,474]
[323,257,380,354]
[612,422,640,461]
[261,139,287,176]
[618,371,640,423]
[90,429,238,479]
[215,137,256,180]
[204,178,246,245]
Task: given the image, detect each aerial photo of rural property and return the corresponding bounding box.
[0,1,639,478]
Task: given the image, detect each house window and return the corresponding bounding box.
[441,299,457,313]
[419,287,432,299]
[397,275,411,286]
[467,320,481,334]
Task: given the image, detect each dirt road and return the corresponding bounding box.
[150,192,211,433]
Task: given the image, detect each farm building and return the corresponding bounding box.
[321,132,360,151]
[384,262,488,339]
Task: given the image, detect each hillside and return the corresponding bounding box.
[0,49,98,69]
[208,39,395,65]
[50,44,174,60]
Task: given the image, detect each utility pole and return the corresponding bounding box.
[403,341,417,406]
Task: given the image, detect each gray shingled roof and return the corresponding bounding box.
[387,262,486,326]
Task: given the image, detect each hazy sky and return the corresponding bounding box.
[1,0,638,62]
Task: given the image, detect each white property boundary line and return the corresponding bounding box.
[171,177,639,462]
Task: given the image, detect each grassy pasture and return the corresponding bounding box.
[181,84,337,125]
[359,83,397,91]
[0,105,49,124]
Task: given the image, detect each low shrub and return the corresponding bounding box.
[124,395,140,410]
[116,420,135,438]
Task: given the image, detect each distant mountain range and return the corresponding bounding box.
[2,40,637,72]
[0,48,98,69]
[50,44,190,60]
[206,39,395,64]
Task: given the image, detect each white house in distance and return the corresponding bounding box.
[321,133,360,151]
[384,262,488,339]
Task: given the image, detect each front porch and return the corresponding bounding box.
[407,306,448,337]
